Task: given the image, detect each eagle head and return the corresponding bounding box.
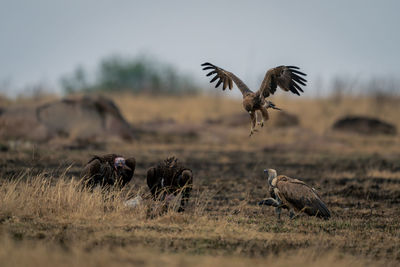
[245,104,253,114]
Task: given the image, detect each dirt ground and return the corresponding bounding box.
[0,94,399,266]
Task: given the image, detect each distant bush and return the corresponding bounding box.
[60,55,199,95]
[60,66,89,94]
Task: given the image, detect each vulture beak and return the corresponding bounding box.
[263,169,269,176]
[248,111,252,114]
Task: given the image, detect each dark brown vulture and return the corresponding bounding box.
[146,156,193,211]
[80,154,136,189]
[201,62,307,136]
[259,169,330,219]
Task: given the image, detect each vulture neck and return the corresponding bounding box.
[268,171,277,187]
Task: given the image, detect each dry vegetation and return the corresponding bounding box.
[1,93,400,266]
[110,93,400,133]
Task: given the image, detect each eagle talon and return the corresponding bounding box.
[249,129,258,136]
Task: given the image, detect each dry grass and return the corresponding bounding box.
[108,93,400,132]
[106,93,400,154]
[0,236,390,267]
[1,173,399,266]
[0,173,205,224]
[0,174,134,222]
[109,92,241,124]
[1,93,400,266]
[366,169,400,179]
[276,96,400,135]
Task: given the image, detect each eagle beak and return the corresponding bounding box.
[248,111,252,114]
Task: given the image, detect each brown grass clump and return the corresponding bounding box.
[0,173,196,224]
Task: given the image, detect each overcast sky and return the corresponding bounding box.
[1,0,399,95]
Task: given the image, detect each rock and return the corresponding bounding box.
[37,95,135,141]
[0,105,49,141]
[0,95,135,143]
[332,116,397,135]
[124,196,143,208]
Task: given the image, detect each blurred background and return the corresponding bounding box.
[0,0,399,148]
[1,0,399,97]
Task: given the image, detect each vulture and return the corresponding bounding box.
[146,156,193,211]
[259,169,330,219]
[80,154,136,189]
[201,62,307,136]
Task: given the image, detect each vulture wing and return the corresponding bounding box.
[125,157,136,172]
[81,158,102,180]
[276,176,330,219]
[80,158,112,188]
[201,62,253,96]
[269,185,277,199]
[258,66,307,98]
[82,154,122,187]
[267,185,290,210]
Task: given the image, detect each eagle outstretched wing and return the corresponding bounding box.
[258,66,307,98]
[201,62,253,96]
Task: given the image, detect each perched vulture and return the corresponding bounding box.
[259,169,330,219]
[201,62,307,136]
[80,154,136,189]
[146,156,193,211]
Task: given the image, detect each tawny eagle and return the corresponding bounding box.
[201,62,307,136]
[259,169,330,219]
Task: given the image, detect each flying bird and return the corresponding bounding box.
[201,62,307,136]
[81,154,136,189]
[259,169,330,220]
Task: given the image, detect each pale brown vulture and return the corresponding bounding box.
[259,169,330,219]
[201,62,307,136]
[81,154,136,189]
[146,156,193,212]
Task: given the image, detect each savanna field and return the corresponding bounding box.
[0,93,400,266]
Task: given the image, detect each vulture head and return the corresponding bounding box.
[264,168,277,186]
[113,157,134,184]
[114,157,126,170]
